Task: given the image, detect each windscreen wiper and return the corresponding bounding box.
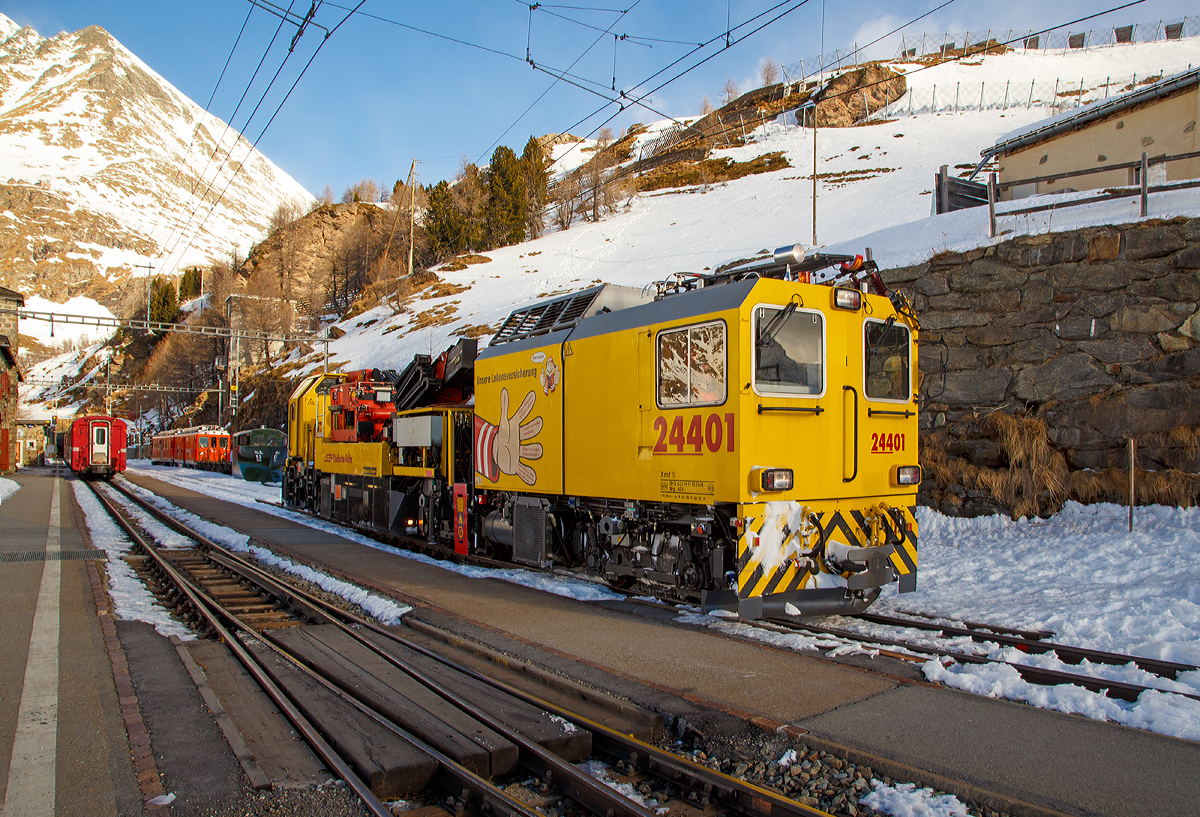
[757,301,797,347]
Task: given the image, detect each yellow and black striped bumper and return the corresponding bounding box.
[735,500,919,602]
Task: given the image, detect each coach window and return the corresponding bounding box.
[754,305,823,395]
[199,437,209,448]
[657,320,727,407]
[864,318,912,401]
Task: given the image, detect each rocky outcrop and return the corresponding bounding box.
[813,65,907,127]
[884,217,1200,516]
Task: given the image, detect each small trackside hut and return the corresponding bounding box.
[285,244,922,619]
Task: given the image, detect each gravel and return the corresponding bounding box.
[183,780,370,817]
[658,728,1014,817]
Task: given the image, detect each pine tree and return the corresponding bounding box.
[455,162,488,252]
[520,136,549,240]
[178,267,203,301]
[423,180,466,259]
[149,278,179,329]
[485,145,527,248]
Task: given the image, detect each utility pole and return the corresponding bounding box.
[225,294,240,428]
[408,160,420,279]
[378,159,419,313]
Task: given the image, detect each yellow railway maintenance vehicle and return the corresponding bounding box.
[284,245,921,619]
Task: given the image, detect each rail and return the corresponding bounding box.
[761,612,1200,704]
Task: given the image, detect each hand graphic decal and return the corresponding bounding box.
[476,388,543,486]
[496,388,543,485]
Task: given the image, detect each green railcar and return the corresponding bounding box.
[234,427,286,483]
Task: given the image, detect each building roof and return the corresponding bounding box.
[0,286,24,306]
[983,67,1200,158]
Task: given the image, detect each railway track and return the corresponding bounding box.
[259,492,1200,708]
[87,478,831,817]
[594,590,1200,706]
[756,611,1200,704]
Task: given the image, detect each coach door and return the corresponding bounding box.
[91,421,110,466]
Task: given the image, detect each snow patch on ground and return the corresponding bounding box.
[69,480,195,640]
[921,658,1200,742]
[0,477,19,504]
[578,760,669,815]
[861,780,970,817]
[118,475,410,625]
[123,462,627,604]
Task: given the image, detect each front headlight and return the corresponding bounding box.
[761,468,794,491]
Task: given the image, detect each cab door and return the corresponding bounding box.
[91,421,110,466]
[859,310,918,490]
[746,291,842,501]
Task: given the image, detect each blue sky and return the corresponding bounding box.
[2,1,1194,196]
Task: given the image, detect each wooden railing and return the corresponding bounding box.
[959,150,1200,236]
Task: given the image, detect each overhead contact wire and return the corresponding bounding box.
[158,1,313,274]
[173,2,369,270]
[156,1,300,272]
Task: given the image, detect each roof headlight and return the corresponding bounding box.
[833,288,861,310]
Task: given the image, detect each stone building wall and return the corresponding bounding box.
[0,288,21,474]
[879,217,1200,516]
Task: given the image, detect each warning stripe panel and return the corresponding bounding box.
[737,502,919,599]
[763,562,799,596]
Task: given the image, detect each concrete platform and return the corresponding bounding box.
[124,471,1200,817]
[2,468,361,817]
[0,468,141,816]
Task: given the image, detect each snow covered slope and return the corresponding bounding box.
[0,13,313,299]
[305,36,1200,376]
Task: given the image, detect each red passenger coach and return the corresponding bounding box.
[66,415,127,479]
[151,426,232,473]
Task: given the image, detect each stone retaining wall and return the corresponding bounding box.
[880,216,1200,516]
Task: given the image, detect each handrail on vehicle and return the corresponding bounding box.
[843,385,858,483]
[867,407,915,418]
[757,404,823,414]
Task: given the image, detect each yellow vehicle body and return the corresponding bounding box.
[287,371,345,467]
[475,275,919,616]
[287,249,920,619]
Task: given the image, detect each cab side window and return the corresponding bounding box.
[864,319,912,401]
[657,321,727,407]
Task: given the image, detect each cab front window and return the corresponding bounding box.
[864,318,912,401]
[754,305,823,395]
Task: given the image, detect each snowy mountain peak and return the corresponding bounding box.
[0,13,29,44]
[0,12,312,309]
